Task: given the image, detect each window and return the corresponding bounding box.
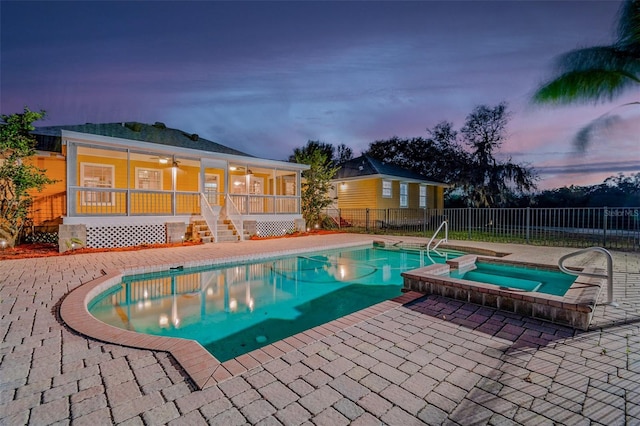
[204,173,220,205]
[382,180,392,198]
[400,182,408,208]
[204,173,219,193]
[231,176,247,194]
[419,185,427,208]
[135,168,162,190]
[81,163,114,205]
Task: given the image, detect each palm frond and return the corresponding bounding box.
[573,115,622,151]
[533,69,638,104]
[616,0,640,48]
[555,46,640,75]
[573,101,640,151]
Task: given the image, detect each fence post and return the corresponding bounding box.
[467,207,472,240]
[364,208,369,232]
[423,207,427,235]
[603,206,607,247]
[526,207,530,244]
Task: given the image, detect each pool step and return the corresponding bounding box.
[462,271,542,292]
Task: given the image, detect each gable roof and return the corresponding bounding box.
[335,155,446,185]
[31,122,252,157]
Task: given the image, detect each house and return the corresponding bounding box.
[28,122,309,251]
[328,155,447,228]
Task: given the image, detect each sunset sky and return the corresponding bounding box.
[2,1,638,190]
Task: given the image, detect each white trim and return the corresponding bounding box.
[80,162,115,206]
[63,215,192,226]
[332,174,448,187]
[134,167,163,190]
[61,214,304,227]
[419,185,427,208]
[399,182,408,208]
[382,179,392,198]
[61,130,309,171]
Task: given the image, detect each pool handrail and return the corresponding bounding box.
[558,247,617,307]
[427,220,448,256]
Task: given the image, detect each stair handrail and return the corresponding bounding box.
[225,194,244,241]
[426,220,448,255]
[199,193,218,243]
[558,247,616,306]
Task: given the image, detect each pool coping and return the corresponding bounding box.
[401,254,605,331]
[59,241,425,390]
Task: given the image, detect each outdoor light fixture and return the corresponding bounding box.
[0,239,6,250]
[159,158,169,164]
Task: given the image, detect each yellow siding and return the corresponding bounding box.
[31,154,66,196]
[337,179,379,209]
[28,154,67,225]
[337,177,444,210]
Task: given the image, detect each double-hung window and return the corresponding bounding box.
[81,163,114,205]
[382,180,392,198]
[135,168,162,190]
[399,182,408,208]
[419,185,427,208]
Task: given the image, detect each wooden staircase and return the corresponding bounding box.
[188,219,214,243]
[188,217,249,243]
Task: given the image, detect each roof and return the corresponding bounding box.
[335,155,446,185]
[31,122,253,157]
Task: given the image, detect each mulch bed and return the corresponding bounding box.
[0,241,203,261]
[1,230,345,260]
[249,229,343,240]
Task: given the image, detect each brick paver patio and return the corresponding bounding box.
[1,234,638,425]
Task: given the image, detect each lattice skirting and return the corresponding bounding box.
[256,220,295,237]
[87,224,165,248]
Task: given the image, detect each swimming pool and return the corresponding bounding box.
[88,245,464,361]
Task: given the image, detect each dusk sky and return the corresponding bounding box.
[2,1,638,190]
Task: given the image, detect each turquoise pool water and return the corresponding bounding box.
[449,262,575,296]
[88,246,463,361]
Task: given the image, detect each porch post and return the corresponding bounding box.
[172,164,177,216]
[126,149,131,216]
[66,141,77,217]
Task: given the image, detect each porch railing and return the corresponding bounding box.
[322,206,639,251]
[66,188,301,217]
[68,187,201,216]
[228,194,299,214]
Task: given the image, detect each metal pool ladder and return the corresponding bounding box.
[426,220,448,256]
[558,247,617,307]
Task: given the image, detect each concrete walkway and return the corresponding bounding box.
[1,234,638,425]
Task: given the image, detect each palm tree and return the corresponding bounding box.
[532,0,639,150]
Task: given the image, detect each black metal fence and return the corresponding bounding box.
[321,207,640,251]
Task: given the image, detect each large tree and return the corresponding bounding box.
[289,140,340,228]
[366,122,468,184]
[0,107,55,247]
[458,103,537,207]
[532,0,640,150]
[366,104,536,207]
